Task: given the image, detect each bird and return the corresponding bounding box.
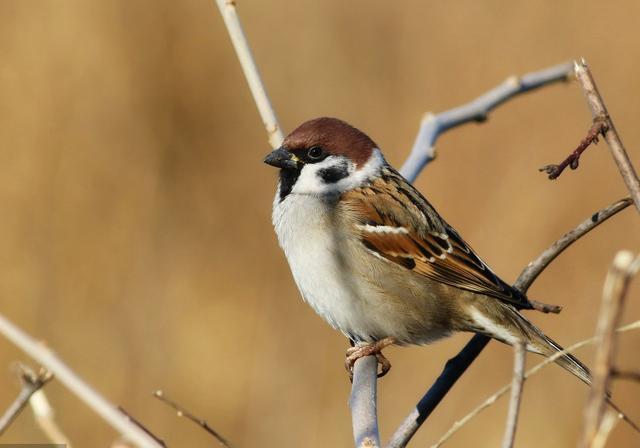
[264,116,590,383]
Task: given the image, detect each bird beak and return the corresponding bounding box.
[263,147,301,169]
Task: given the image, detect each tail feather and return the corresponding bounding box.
[527,324,592,385]
[513,309,640,434]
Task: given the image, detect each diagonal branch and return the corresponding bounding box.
[0,364,52,436]
[153,390,233,448]
[430,319,640,448]
[0,313,163,448]
[580,251,639,447]
[541,60,640,212]
[214,0,284,149]
[386,197,632,448]
[539,117,608,179]
[574,60,640,212]
[400,62,574,182]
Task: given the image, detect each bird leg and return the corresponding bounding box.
[345,337,395,378]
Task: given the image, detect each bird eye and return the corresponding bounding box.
[307,146,324,160]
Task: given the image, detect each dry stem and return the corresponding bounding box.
[580,250,639,447]
[574,60,640,212]
[540,117,608,179]
[0,312,163,448]
[214,0,284,149]
[154,390,233,448]
[430,320,640,448]
[0,364,52,436]
[501,342,526,448]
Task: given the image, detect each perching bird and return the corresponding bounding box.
[265,116,590,383]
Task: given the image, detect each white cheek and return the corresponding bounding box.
[291,156,353,195]
[290,149,385,196]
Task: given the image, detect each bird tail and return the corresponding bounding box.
[506,306,640,434]
[518,315,592,385]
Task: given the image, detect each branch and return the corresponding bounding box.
[501,342,526,448]
[580,251,639,447]
[0,313,163,448]
[215,0,284,149]
[386,197,632,448]
[153,390,233,448]
[117,406,166,447]
[29,387,73,447]
[430,319,640,448]
[0,364,52,436]
[400,62,574,182]
[539,117,608,179]
[575,60,640,212]
[611,369,640,382]
[349,356,381,448]
[541,60,640,212]
[514,197,632,291]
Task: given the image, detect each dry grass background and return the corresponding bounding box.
[0,1,639,447]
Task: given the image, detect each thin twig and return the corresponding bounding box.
[29,388,73,447]
[430,320,640,448]
[591,410,622,448]
[386,197,632,448]
[0,313,163,448]
[539,117,608,179]
[501,342,526,448]
[514,197,632,291]
[153,390,233,448]
[349,356,381,448]
[400,62,574,182]
[580,251,639,447]
[574,60,640,212]
[611,369,640,382]
[214,0,284,149]
[0,364,52,435]
[118,406,166,447]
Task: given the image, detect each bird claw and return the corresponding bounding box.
[345,337,395,379]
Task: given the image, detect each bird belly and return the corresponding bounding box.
[273,193,455,345]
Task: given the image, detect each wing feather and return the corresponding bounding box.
[342,167,531,309]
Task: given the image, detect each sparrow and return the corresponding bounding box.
[264,116,590,383]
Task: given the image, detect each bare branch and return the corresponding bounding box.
[611,369,640,382]
[591,410,622,448]
[501,342,526,448]
[539,117,608,179]
[580,250,639,447]
[400,62,573,182]
[153,390,233,448]
[575,60,640,212]
[514,197,632,291]
[0,313,163,448]
[0,364,52,436]
[214,0,284,149]
[430,320,640,448]
[386,197,632,448]
[349,356,381,448]
[29,388,73,447]
[117,406,166,447]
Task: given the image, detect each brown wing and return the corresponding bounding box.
[341,166,531,309]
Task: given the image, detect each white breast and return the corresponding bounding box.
[274,191,383,341]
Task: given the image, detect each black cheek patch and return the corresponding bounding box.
[318,164,349,184]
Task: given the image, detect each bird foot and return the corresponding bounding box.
[345,337,395,379]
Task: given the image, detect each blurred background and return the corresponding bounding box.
[0,1,639,446]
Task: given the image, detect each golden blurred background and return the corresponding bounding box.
[1,1,639,447]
